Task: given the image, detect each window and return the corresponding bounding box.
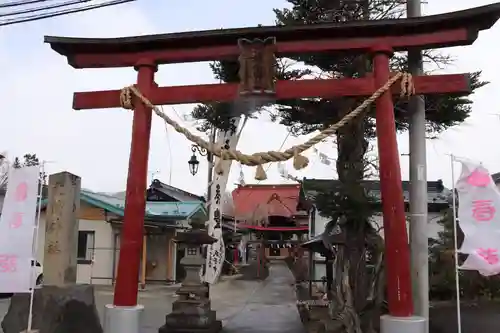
[77,231,95,264]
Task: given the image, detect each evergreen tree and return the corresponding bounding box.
[10,154,45,185]
[429,208,461,300]
[12,154,40,168]
[191,1,486,331]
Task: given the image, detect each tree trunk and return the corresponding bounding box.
[327,115,372,333]
[337,116,369,305]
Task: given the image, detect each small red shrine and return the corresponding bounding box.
[233,184,308,259]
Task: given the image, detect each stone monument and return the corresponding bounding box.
[158,219,222,333]
[2,172,102,333]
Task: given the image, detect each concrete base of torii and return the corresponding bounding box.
[103,304,144,333]
[381,315,426,333]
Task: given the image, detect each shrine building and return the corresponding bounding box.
[232,184,309,259]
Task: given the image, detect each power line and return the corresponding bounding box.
[0,0,91,18]
[0,0,136,26]
[0,0,50,9]
[0,0,135,25]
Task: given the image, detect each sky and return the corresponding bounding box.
[0,0,499,196]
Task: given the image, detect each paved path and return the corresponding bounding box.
[0,261,305,333]
[216,261,306,333]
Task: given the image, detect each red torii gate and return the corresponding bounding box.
[45,2,500,321]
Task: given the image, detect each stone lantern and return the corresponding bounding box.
[158,219,222,333]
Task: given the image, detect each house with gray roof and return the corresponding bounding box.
[147,179,205,202]
[146,178,237,231]
[298,178,451,284]
[298,178,451,237]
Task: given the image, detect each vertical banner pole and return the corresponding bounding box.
[450,155,462,333]
[27,162,45,332]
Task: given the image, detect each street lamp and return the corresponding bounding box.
[188,145,208,176]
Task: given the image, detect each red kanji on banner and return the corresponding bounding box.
[467,170,491,187]
[0,255,17,273]
[9,212,23,229]
[478,248,500,265]
[472,200,496,222]
[14,182,28,202]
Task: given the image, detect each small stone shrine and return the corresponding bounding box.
[158,219,221,333]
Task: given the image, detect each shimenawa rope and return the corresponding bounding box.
[119,72,414,180]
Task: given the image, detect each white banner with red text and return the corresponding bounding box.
[456,159,500,276]
[0,166,39,292]
[204,117,243,284]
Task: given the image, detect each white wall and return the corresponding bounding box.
[36,213,114,285]
[79,219,115,285]
[145,234,169,281]
[311,210,327,281]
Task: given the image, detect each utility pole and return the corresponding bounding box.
[407,0,429,331]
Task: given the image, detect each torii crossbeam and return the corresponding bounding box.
[45,3,500,333]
